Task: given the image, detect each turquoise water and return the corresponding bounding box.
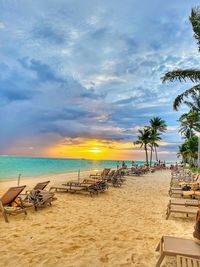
[0,156,173,180]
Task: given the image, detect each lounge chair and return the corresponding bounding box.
[0,185,27,223]
[176,255,200,267]
[169,189,195,198]
[27,189,56,210]
[32,181,50,190]
[66,180,109,193]
[111,171,123,187]
[169,189,200,199]
[21,180,50,199]
[20,180,55,210]
[89,168,111,179]
[155,236,200,267]
[166,204,198,219]
[49,183,99,196]
[168,186,198,197]
[168,198,200,207]
[125,168,141,176]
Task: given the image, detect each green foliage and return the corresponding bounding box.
[161,6,200,169]
[134,117,167,165]
[161,7,200,110]
[178,111,200,138]
[178,135,198,166]
[190,7,200,52]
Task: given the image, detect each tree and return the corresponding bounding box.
[183,91,200,112]
[149,117,167,161]
[134,128,151,165]
[178,135,198,166]
[148,130,161,166]
[178,111,200,138]
[162,7,200,110]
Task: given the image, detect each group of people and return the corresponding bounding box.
[169,162,179,171]
[117,160,166,170]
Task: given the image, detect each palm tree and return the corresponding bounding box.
[149,117,167,161]
[134,128,151,165]
[162,7,200,110]
[184,91,200,112]
[149,130,161,166]
[178,111,200,138]
[178,135,198,166]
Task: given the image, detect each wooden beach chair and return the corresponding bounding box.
[155,236,200,267]
[89,168,111,179]
[169,186,198,197]
[49,183,99,196]
[169,189,196,198]
[194,191,200,199]
[176,255,200,267]
[19,180,55,210]
[111,170,123,187]
[32,180,50,191]
[27,189,56,210]
[167,198,200,207]
[166,204,198,219]
[21,180,50,198]
[0,185,27,223]
[66,180,109,193]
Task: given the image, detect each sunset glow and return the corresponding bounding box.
[0,0,193,161]
[43,138,176,160]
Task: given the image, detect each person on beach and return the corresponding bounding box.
[122,161,127,169]
[193,207,200,245]
[117,161,120,170]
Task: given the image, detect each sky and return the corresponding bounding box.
[0,0,200,160]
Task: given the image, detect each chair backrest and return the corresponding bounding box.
[0,185,26,205]
[177,255,200,267]
[102,168,111,176]
[194,174,200,182]
[108,170,115,178]
[33,181,50,190]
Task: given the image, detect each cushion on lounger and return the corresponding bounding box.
[182,185,191,191]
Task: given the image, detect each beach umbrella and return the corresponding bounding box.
[17,173,21,186]
[78,169,80,184]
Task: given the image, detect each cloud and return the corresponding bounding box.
[0,0,199,158]
[0,22,5,29]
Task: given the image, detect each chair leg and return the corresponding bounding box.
[0,202,9,223]
[155,253,165,267]
[3,211,9,223]
[166,206,170,220]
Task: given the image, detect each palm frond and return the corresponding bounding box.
[190,7,200,52]
[162,69,200,83]
[173,84,200,110]
[183,100,196,110]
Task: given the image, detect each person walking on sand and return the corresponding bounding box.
[117,161,120,170]
[122,161,126,169]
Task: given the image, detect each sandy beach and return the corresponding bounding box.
[0,170,195,267]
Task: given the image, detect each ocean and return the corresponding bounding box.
[0,156,173,181]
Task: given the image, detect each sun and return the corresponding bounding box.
[88,147,101,153]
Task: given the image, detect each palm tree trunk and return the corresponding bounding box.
[154,145,158,161]
[150,147,153,166]
[144,145,149,166]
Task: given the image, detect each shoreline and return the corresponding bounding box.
[0,169,97,183]
[0,170,96,191]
